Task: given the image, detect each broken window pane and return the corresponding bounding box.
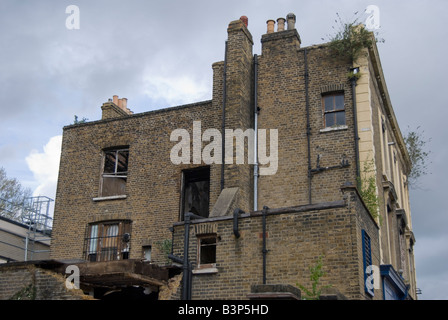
[116,150,129,173]
[104,151,117,173]
[101,148,129,197]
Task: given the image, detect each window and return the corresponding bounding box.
[142,245,152,262]
[101,148,129,197]
[181,167,210,220]
[84,220,131,262]
[362,230,374,297]
[322,93,345,128]
[197,235,217,268]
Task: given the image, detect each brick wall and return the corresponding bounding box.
[49,15,415,300]
[0,263,92,300]
[51,101,222,264]
[257,35,356,208]
[171,188,380,300]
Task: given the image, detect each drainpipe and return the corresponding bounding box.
[304,49,312,204]
[262,206,269,284]
[253,54,259,211]
[233,208,244,238]
[182,212,191,300]
[168,211,203,300]
[221,41,228,191]
[350,67,361,183]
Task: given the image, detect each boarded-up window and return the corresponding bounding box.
[101,148,129,197]
[84,220,131,262]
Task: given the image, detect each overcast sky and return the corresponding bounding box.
[0,0,446,300]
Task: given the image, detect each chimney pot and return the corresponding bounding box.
[240,16,248,27]
[266,19,275,34]
[277,17,286,31]
[113,95,119,105]
[122,98,128,110]
[286,13,296,30]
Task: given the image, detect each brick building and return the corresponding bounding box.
[48,14,417,300]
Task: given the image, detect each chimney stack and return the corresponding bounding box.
[108,95,133,115]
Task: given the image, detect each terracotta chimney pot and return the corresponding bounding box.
[277,17,286,31]
[266,20,275,34]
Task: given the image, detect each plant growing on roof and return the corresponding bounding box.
[325,12,385,62]
[73,115,88,124]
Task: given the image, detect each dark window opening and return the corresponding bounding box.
[142,245,151,262]
[198,235,217,267]
[323,93,346,128]
[101,148,129,197]
[84,220,131,262]
[181,166,210,220]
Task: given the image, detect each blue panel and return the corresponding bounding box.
[383,278,401,300]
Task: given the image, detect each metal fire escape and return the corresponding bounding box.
[0,196,53,261]
[21,196,53,261]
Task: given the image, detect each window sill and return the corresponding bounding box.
[92,195,127,202]
[320,125,348,133]
[192,266,218,275]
